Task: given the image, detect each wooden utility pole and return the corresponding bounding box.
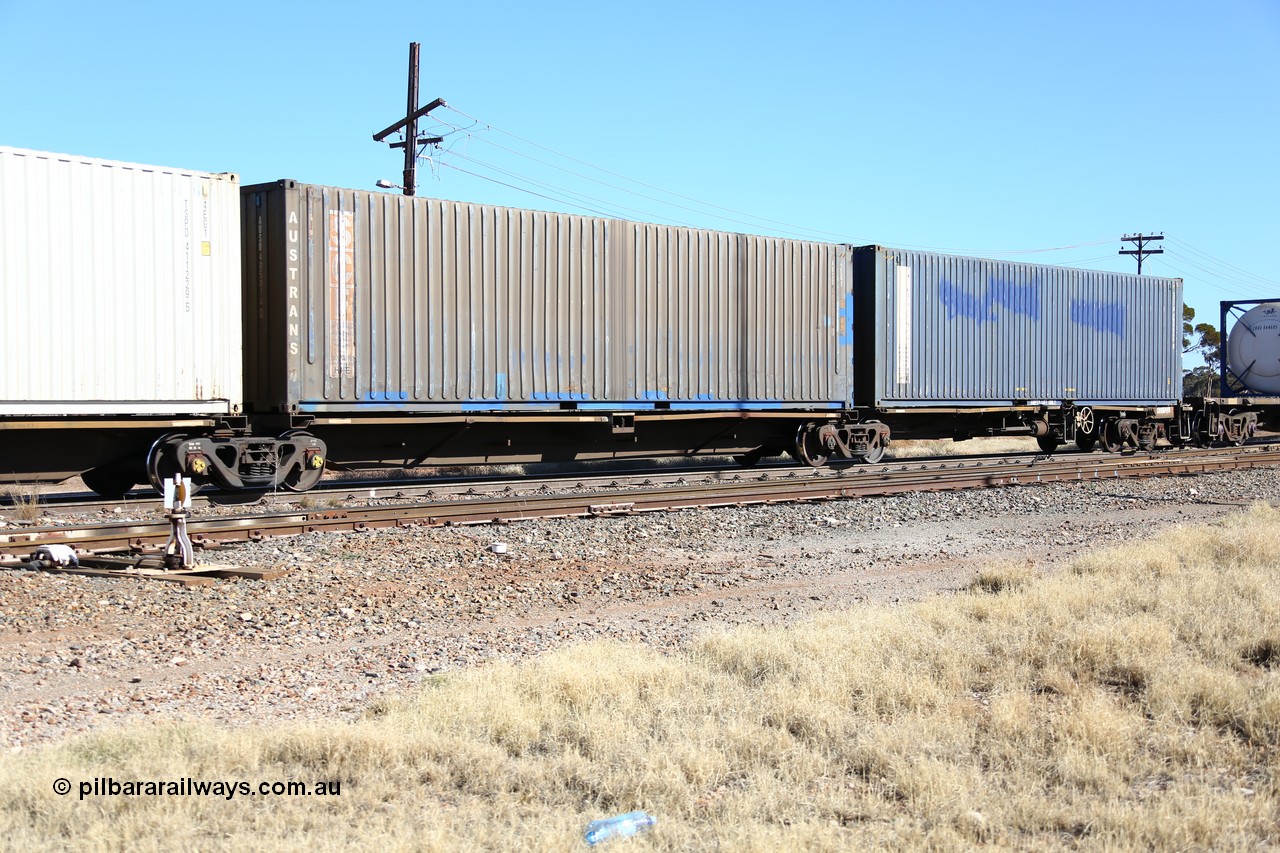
[372,42,446,196]
[1120,233,1164,274]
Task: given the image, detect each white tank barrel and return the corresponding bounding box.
[1227,303,1280,394]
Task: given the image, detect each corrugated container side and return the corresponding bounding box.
[618,224,849,405]
[243,181,852,412]
[853,247,1182,406]
[0,147,242,415]
[243,183,614,409]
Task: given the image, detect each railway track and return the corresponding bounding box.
[1,458,820,514]
[0,450,1055,514]
[2,444,1277,568]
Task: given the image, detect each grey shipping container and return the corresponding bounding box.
[851,246,1182,407]
[241,181,852,414]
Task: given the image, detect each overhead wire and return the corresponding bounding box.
[414,117,1275,308]
[442,105,854,241]
[424,114,1267,292]
[1165,237,1278,288]
[430,160,622,218]
[415,115,720,227]
[1141,255,1256,300]
[458,133,842,241]
[439,104,1115,258]
[1161,250,1271,296]
[444,150,704,226]
[1038,253,1121,268]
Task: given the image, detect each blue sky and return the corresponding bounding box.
[3,0,1276,356]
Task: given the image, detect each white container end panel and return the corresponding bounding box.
[0,147,242,415]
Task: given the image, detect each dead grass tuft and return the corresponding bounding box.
[1,483,44,522]
[1242,638,1280,669]
[969,559,1037,594]
[889,437,1038,458]
[3,505,1280,849]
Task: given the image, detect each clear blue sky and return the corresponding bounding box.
[3,0,1276,359]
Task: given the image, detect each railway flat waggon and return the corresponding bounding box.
[848,246,1184,455]
[1198,298,1280,440]
[0,147,322,496]
[240,180,855,477]
[1,145,1267,497]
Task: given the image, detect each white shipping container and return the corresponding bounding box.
[0,147,242,415]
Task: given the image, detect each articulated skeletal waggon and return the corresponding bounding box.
[0,146,1261,497]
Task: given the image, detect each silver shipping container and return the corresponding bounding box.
[0,147,242,415]
[242,181,852,413]
[851,246,1182,407]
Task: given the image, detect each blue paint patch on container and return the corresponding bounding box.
[1070,298,1126,338]
[579,402,655,411]
[837,293,854,345]
[988,277,1041,320]
[938,277,1041,324]
[528,391,593,401]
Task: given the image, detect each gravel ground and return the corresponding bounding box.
[1,466,1275,749]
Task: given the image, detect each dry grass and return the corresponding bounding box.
[327,463,530,482]
[889,436,1039,458]
[1,483,44,522]
[3,507,1280,850]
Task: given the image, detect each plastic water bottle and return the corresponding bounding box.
[584,810,656,845]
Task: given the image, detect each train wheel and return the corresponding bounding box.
[1036,435,1059,454]
[1074,407,1098,451]
[1190,412,1208,447]
[146,433,205,495]
[1076,406,1096,437]
[281,463,325,493]
[1229,410,1248,446]
[279,430,326,492]
[80,466,138,500]
[1099,421,1124,453]
[792,424,829,468]
[861,431,886,464]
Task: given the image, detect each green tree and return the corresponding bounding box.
[1182,304,1222,397]
[1182,304,1221,369]
[1183,365,1218,397]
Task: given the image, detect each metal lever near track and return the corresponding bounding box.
[163,475,195,570]
[8,472,278,585]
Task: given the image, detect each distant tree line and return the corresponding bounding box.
[1182,303,1221,397]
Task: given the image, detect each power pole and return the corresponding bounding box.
[1120,233,1164,275]
[372,42,446,196]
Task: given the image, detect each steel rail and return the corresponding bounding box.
[5,449,1060,513]
[2,459,814,513]
[2,445,1278,561]
[4,442,1268,515]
